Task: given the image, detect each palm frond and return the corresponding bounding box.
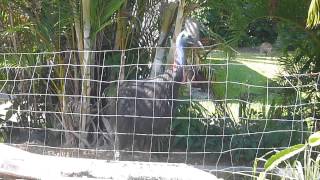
[91,0,125,38]
[307,0,320,28]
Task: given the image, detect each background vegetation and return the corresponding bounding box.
[0,0,319,169]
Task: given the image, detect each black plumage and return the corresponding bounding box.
[106,31,202,151]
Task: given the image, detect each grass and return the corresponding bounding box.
[212,60,268,101]
[200,51,285,120]
[207,51,282,101]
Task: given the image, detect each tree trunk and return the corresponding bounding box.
[114,0,128,80]
[150,1,178,78]
[70,0,82,96]
[166,0,186,66]
[80,0,92,148]
[268,0,278,16]
[56,0,85,147]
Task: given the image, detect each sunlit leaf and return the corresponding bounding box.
[258,172,266,180]
[307,0,320,28]
[264,144,306,171]
[309,131,320,147]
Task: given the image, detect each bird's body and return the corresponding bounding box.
[110,71,178,151]
[106,31,202,151]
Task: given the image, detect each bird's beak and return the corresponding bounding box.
[194,40,203,48]
[189,39,204,49]
[186,37,203,49]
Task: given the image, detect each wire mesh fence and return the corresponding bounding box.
[0,48,319,178]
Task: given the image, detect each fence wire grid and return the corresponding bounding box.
[0,47,319,179]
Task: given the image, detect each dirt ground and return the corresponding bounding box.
[8,143,248,179]
[12,142,223,167]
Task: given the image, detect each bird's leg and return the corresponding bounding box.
[114,134,120,160]
[182,68,187,82]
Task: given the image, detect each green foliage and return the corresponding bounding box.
[198,0,274,47]
[309,131,320,147]
[256,131,320,180]
[278,31,320,74]
[172,87,306,164]
[0,0,318,160]
[172,100,213,151]
[245,19,277,45]
[277,24,320,130]
[198,0,314,50]
[307,0,320,28]
[90,0,125,38]
[275,0,309,23]
[171,50,311,164]
[264,144,306,172]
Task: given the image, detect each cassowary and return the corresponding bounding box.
[106,30,202,152]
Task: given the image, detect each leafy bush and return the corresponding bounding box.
[256,131,320,180]
[172,91,307,164]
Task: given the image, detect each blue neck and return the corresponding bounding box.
[173,31,189,81]
[173,44,186,82]
[175,44,186,66]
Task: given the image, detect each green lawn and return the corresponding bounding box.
[201,51,285,120]
[208,51,282,101]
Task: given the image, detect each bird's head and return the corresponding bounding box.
[175,31,203,66]
[176,30,203,49]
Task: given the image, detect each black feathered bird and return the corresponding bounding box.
[107,30,202,151]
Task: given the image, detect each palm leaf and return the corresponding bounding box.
[308,131,320,147]
[91,0,125,37]
[307,0,320,28]
[264,144,306,172]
